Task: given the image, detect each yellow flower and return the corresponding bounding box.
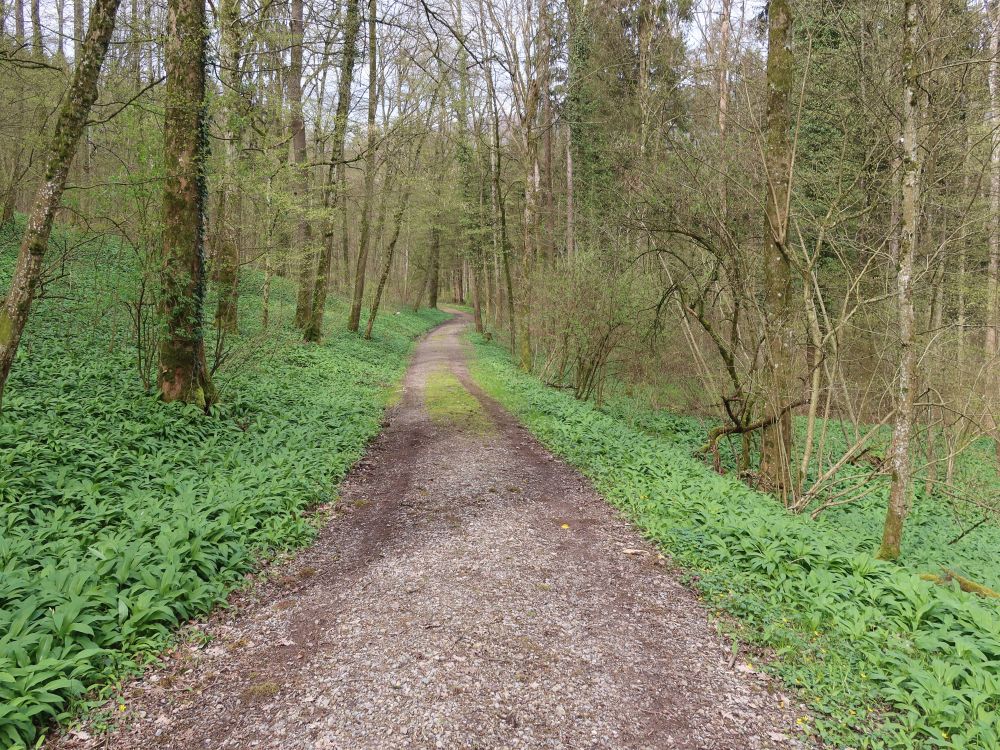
[560,523,570,529]
[118,704,126,712]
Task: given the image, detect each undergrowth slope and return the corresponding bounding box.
[0,219,446,747]
[471,334,1000,750]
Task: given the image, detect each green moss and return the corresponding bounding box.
[424,366,493,434]
[0,307,12,347]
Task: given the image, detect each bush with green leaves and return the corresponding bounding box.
[0,221,446,747]
[471,334,1000,750]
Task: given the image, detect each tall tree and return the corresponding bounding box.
[759,0,796,503]
[158,0,215,406]
[28,0,39,54]
[986,0,1000,457]
[290,0,313,327]
[0,0,122,410]
[346,0,378,333]
[304,0,362,342]
[213,0,244,333]
[14,0,23,44]
[878,0,924,561]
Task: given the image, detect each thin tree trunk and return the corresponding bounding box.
[304,0,361,341]
[346,0,378,332]
[364,82,439,338]
[290,0,313,328]
[986,0,1000,459]
[878,0,923,561]
[214,0,242,333]
[158,0,214,407]
[29,0,40,55]
[759,0,796,504]
[55,0,65,57]
[427,223,441,309]
[0,0,121,410]
[15,0,24,43]
[565,125,574,257]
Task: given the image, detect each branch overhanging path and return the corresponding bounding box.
[49,311,809,750]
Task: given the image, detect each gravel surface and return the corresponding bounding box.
[48,312,812,750]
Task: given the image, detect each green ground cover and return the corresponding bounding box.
[0,219,446,747]
[471,333,1000,750]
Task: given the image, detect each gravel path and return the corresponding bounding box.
[49,312,811,750]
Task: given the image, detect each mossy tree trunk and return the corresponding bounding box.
[158,0,215,408]
[304,0,361,342]
[0,0,121,411]
[758,0,796,505]
[878,0,923,561]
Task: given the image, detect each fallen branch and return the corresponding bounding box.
[948,515,993,546]
[698,398,808,455]
[919,568,1000,599]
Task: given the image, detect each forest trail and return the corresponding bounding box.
[50,311,809,750]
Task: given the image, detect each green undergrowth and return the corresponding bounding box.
[423,366,493,434]
[0,217,447,747]
[597,392,1000,591]
[470,334,1000,750]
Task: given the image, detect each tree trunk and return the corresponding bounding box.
[759,0,796,504]
[565,126,574,257]
[427,222,440,310]
[55,0,65,58]
[290,0,313,328]
[346,0,378,333]
[878,0,923,561]
[304,0,361,341]
[29,0,40,55]
[158,0,215,408]
[483,49,515,347]
[14,0,24,43]
[0,0,121,410]
[213,0,242,333]
[986,0,1000,459]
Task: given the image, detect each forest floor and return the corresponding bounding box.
[47,311,810,750]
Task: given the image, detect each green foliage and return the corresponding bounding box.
[471,334,1000,750]
[0,220,446,748]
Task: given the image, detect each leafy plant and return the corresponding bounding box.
[0,225,446,747]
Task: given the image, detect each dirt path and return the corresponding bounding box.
[50,312,809,750]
